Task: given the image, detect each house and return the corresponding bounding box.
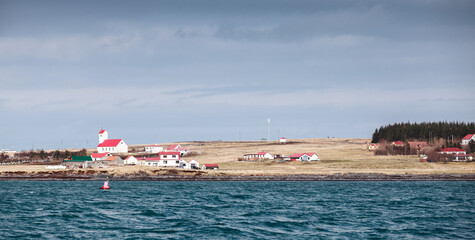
[103,156,124,166]
[289,153,320,161]
[188,160,199,169]
[279,137,287,143]
[392,141,405,147]
[462,134,475,145]
[439,148,466,155]
[124,156,138,165]
[243,152,274,160]
[180,159,200,169]
[91,152,111,161]
[202,164,219,170]
[408,142,428,151]
[140,152,183,167]
[96,129,128,153]
[63,156,93,168]
[145,145,163,153]
[306,153,320,161]
[368,143,379,151]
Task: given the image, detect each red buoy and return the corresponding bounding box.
[101,179,110,190]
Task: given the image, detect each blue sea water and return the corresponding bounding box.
[0,181,473,239]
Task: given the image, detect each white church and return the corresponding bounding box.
[96,129,128,153]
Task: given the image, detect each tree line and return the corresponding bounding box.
[0,149,88,163]
[371,121,475,143]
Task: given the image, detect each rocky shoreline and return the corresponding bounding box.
[0,170,474,181]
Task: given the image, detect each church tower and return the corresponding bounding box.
[99,129,108,144]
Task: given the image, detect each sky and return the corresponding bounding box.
[1,0,474,151]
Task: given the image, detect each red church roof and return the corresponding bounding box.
[462,134,474,140]
[204,164,219,167]
[99,129,106,134]
[97,139,123,147]
[257,152,268,155]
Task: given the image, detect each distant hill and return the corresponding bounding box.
[371,122,475,143]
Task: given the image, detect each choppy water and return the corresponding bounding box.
[0,181,473,239]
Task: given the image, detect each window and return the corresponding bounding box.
[172,155,176,158]
[163,155,167,158]
[176,161,179,164]
[163,161,167,164]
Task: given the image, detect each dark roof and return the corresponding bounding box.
[65,156,93,162]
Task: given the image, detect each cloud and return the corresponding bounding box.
[0,34,142,60]
[1,85,472,114]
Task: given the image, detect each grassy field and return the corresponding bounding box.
[1,138,474,176]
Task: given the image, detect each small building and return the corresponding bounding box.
[103,156,124,166]
[124,156,138,165]
[462,134,475,145]
[63,156,93,168]
[145,145,163,153]
[91,152,111,161]
[188,160,199,169]
[279,137,287,143]
[289,153,320,161]
[202,164,219,170]
[180,159,200,169]
[439,148,466,155]
[368,143,379,151]
[305,153,320,161]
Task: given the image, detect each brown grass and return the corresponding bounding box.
[2,138,474,176]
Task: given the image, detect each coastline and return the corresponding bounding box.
[1,171,474,181]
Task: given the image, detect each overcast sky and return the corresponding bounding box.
[1,0,474,151]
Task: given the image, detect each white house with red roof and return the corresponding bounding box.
[145,144,163,153]
[438,148,466,155]
[289,153,320,161]
[140,152,184,167]
[96,129,128,153]
[462,134,475,145]
[91,152,111,161]
[279,137,287,143]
